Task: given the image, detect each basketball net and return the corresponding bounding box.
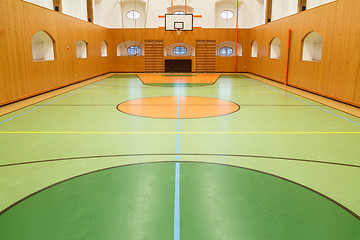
[176,28,182,36]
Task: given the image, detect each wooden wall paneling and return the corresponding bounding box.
[216,57,234,72]
[110,28,247,73]
[287,3,335,96]
[326,0,360,105]
[1,0,359,106]
[355,66,360,104]
[248,0,360,107]
[0,0,111,106]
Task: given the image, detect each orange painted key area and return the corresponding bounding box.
[117,96,240,119]
[137,74,220,84]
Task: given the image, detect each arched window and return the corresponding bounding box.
[31,31,55,62]
[251,40,258,58]
[302,31,323,62]
[127,46,141,56]
[127,10,141,20]
[220,10,234,20]
[270,37,281,59]
[219,46,233,56]
[101,41,108,57]
[173,46,187,56]
[117,41,144,56]
[76,40,87,59]
[217,41,242,57]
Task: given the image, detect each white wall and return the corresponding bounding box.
[307,0,336,10]
[271,0,297,21]
[121,0,146,28]
[182,0,216,28]
[24,0,53,10]
[62,0,88,21]
[90,0,333,29]
[93,0,104,26]
[238,0,265,28]
[93,0,266,29]
[215,1,237,28]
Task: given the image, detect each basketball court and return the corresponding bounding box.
[0,74,359,239]
[0,0,360,239]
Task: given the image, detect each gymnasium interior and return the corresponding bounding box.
[0,0,359,239]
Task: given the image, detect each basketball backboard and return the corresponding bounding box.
[165,14,193,31]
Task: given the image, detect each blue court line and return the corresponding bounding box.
[174,84,180,240]
[243,77,360,126]
[0,76,115,125]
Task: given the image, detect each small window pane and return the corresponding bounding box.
[127,46,141,56]
[174,46,187,56]
[127,10,141,20]
[174,11,185,15]
[219,46,233,56]
[220,10,234,20]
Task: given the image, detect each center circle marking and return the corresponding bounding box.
[117,96,240,119]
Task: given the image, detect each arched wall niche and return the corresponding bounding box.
[251,40,258,57]
[101,40,108,57]
[270,37,281,59]
[164,43,195,56]
[302,31,323,62]
[31,30,55,62]
[76,40,88,59]
[117,41,144,56]
[216,41,242,57]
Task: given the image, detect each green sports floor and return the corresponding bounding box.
[0,74,359,239]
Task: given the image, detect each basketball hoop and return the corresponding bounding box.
[176,28,182,36]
